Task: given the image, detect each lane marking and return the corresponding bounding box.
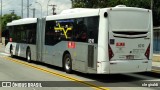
[151,69,160,73]
[0,53,10,56]
[153,54,160,56]
[3,57,110,90]
[153,66,160,68]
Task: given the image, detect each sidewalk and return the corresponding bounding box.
[0,43,5,53]
[152,54,160,72]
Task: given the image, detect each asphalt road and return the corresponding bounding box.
[0,45,160,90]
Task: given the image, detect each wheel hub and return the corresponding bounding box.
[27,53,31,61]
[65,58,70,70]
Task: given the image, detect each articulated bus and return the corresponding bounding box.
[5,6,153,74]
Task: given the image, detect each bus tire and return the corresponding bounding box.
[26,48,31,63]
[10,45,14,58]
[64,54,72,73]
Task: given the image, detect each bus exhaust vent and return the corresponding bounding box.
[88,45,94,68]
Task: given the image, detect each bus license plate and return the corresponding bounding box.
[126,55,134,60]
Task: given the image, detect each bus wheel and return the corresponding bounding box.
[10,46,14,58]
[64,54,72,73]
[26,49,31,63]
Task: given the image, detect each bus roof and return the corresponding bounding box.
[46,8,100,21]
[7,18,37,26]
[46,6,150,21]
[6,6,150,26]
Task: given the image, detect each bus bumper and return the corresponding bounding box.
[98,60,152,74]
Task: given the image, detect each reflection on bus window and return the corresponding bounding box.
[9,23,37,44]
[45,16,99,45]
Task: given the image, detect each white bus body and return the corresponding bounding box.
[5,18,38,61]
[5,6,153,74]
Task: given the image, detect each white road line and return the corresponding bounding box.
[0,53,10,56]
[153,66,160,68]
[153,54,160,56]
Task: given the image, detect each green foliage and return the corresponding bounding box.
[153,0,160,26]
[1,14,21,31]
[72,0,151,9]
[71,0,160,26]
[107,0,150,9]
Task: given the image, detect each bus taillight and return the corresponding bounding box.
[145,44,150,60]
[108,44,114,60]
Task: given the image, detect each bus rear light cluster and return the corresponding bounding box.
[145,44,150,60]
[108,44,114,60]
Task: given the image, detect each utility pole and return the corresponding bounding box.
[151,0,153,10]
[9,10,15,21]
[10,10,15,14]
[21,0,23,18]
[27,0,29,18]
[47,0,51,16]
[0,0,2,43]
[48,4,56,15]
[71,0,73,8]
[31,8,35,18]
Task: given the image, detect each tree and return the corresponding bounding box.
[1,13,21,32]
[153,0,160,26]
[71,0,160,26]
[72,0,150,9]
[107,0,150,9]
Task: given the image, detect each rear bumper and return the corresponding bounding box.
[98,60,152,74]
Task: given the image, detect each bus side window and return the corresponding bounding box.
[75,20,87,42]
[45,21,57,45]
[25,24,37,44]
[28,31,32,44]
[59,21,74,41]
[86,16,99,44]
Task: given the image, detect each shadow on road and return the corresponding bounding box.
[10,56,160,87]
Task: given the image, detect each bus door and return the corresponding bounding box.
[88,44,97,71]
[108,8,152,73]
[74,43,97,73]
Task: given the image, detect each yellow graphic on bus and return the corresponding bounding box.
[54,23,72,39]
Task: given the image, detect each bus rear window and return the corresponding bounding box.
[109,10,151,32]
